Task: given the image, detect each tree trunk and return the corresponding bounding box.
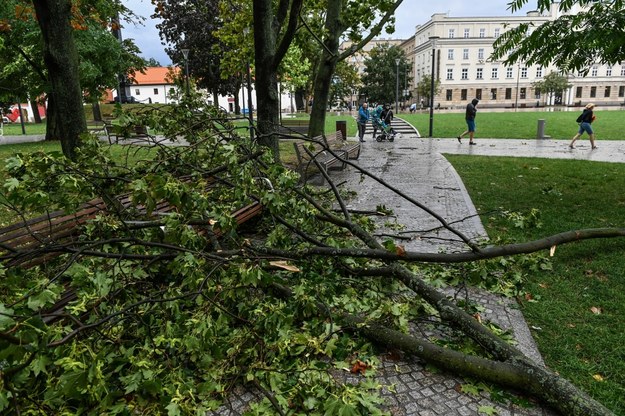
[91,102,102,122]
[29,98,43,124]
[32,0,87,160]
[308,1,343,138]
[252,0,280,159]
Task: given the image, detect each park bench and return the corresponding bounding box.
[323,130,361,160]
[293,132,351,185]
[279,118,310,135]
[0,181,263,270]
[104,123,154,144]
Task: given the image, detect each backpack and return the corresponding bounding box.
[576,113,583,123]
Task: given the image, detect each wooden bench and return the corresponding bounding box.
[293,135,348,185]
[323,130,361,160]
[279,118,310,135]
[0,183,263,270]
[104,123,154,144]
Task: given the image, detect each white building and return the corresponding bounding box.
[406,3,625,109]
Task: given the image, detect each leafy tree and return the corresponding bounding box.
[360,44,410,106]
[308,0,403,137]
[415,74,441,107]
[329,60,360,110]
[146,57,161,67]
[532,71,572,106]
[154,0,241,107]
[0,0,143,158]
[492,0,625,73]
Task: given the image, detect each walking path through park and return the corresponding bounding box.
[2,129,624,414]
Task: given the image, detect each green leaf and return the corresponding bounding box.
[166,402,182,416]
[0,304,15,329]
[478,405,499,415]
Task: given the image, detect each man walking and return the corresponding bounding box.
[457,98,479,145]
[357,102,370,142]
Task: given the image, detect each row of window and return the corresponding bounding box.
[134,88,172,96]
[447,28,500,39]
[443,86,625,101]
[443,66,625,81]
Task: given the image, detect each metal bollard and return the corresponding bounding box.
[536,119,546,139]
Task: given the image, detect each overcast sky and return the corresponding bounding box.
[121,0,538,66]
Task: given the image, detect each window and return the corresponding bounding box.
[606,67,612,76]
[476,68,483,79]
[590,86,597,97]
[463,49,469,59]
[494,28,500,38]
[520,88,526,99]
[478,48,485,60]
[621,65,625,76]
[479,28,485,38]
[576,86,583,98]
[536,67,543,78]
[153,88,159,95]
[446,68,453,80]
[604,86,611,97]
[535,90,541,99]
[505,88,512,99]
[464,28,470,38]
[491,68,498,79]
[446,89,453,101]
[619,86,625,97]
[448,28,455,38]
[461,68,468,80]
[520,67,528,78]
[476,89,482,100]
[490,88,497,100]
[461,89,468,100]
[591,66,598,76]
[506,67,513,78]
[448,49,454,60]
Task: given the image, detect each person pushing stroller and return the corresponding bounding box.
[371,104,396,142]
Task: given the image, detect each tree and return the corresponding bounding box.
[308,0,403,138]
[329,60,360,110]
[146,57,161,67]
[415,74,441,107]
[492,1,625,73]
[154,0,241,107]
[532,71,572,106]
[360,44,410,105]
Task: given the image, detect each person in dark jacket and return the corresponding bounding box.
[457,98,479,145]
[570,103,597,149]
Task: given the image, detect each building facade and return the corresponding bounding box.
[406,3,625,109]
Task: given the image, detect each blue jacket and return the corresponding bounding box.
[358,106,370,124]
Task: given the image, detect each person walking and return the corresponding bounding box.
[570,103,597,149]
[357,102,370,142]
[457,98,479,145]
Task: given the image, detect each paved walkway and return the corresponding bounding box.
[3,131,621,415]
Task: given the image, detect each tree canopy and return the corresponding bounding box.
[360,44,411,106]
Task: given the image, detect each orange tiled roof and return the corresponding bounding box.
[133,66,181,85]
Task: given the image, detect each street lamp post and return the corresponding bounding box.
[515,64,520,112]
[243,28,254,141]
[428,36,439,138]
[395,58,400,114]
[181,48,190,97]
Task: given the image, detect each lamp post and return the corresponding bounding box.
[243,28,254,141]
[428,36,439,138]
[515,64,520,112]
[181,48,190,97]
[395,58,400,113]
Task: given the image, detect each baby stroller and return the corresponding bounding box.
[371,104,396,142]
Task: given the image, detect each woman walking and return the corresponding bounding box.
[570,103,597,149]
[357,102,370,143]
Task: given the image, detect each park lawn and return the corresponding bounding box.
[446,154,625,415]
[400,109,625,140]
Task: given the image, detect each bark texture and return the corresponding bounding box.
[32,0,87,159]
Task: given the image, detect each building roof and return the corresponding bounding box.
[133,66,180,85]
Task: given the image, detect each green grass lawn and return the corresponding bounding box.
[399,109,625,140]
[446,155,625,414]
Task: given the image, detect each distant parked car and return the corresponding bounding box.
[2,116,10,124]
[111,96,139,104]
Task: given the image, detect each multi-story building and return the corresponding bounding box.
[406,3,625,109]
